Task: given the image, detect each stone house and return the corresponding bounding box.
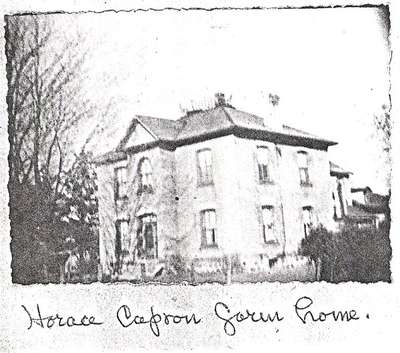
[329,164,389,229]
[329,161,353,224]
[349,187,389,228]
[94,94,338,280]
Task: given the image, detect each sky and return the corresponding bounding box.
[50,6,391,193]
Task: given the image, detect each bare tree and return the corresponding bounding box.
[5,14,98,283]
[6,15,92,194]
[374,104,392,191]
[375,104,391,153]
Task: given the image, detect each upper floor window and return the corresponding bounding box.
[200,209,217,248]
[262,205,276,243]
[302,206,313,237]
[136,214,158,259]
[257,146,272,183]
[138,158,153,194]
[197,149,213,186]
[297,151,311,186]
[114,166,127,200]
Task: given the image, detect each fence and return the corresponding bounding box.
[151,253,317,284]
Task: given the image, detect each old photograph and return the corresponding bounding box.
[6,5,391,285]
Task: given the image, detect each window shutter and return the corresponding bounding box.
[153,220,158,258]
[253,150,260,183]
[200,212,206,247]
[114,168,118,201]
[115,222,121,258]
[256,204,263,241]
[196,152,201,185]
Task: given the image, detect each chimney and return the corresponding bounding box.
[265,93,283,131]
[215,92,226,107]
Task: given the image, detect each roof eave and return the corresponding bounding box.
[233,126,337,150]
[92,150,127,165]
[135,115,162,140]
[94,124,338,164]
[330,171,352,177]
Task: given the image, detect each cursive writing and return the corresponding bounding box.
[116,304,201,337]
[214,301,284,336]
[22,304,103,329]
[294,296,360,324]
[21,297,365,334]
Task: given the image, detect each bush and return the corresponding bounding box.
[299,223,391,283]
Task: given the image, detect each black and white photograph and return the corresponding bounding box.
[1,1,399,351]
[6,5,391,285]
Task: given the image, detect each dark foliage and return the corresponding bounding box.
[299,222,391,283]
[9,154,99,284]
[9,181,65,283]
[6,15,99,284]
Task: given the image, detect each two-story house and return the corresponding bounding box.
[329,161,352,224]
[94,94,337,281]
[329,163,389,229]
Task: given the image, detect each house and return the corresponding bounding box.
[329,164,390,229]
[349,187,389,228]
[329,161,352,226]
[94,93,338,281]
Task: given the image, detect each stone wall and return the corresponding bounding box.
[174,135,334,258]
[95,147,177,278]
[96,134,335,280]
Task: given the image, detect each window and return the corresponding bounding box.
[115,167,127,200]
[302,206,313,237]
[297,151,310,186]
[136,214,157,259]
[257,147,272,183]
[138,158,153,193]
[262,206,276,243]
[197,149,213,185]
[200,209,217,247]
[115,220,129,259]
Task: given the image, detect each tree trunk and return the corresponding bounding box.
[33,19,42,190]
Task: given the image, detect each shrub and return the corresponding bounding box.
[299,223,391,283]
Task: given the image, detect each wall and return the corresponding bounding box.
[174,135,238,259]
[229,137,335,256]
[95,146,177,277]
[277,144,335,252]
[330,174,352,222]
[229,137,284,258]
[96,132,335,276]
[96,159,122,276]
[174,135,334,260]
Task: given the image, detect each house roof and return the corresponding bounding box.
[366,192,389,207]
[346,205,377,220]
[133,106,336,144]
[352,200,389,214]
[136,115,182,141]
[329,161,352,177]
[351,186,372,193]
[94,103,337,164]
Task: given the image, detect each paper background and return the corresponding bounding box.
[0,1,399,352]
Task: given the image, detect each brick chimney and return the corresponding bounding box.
[215,92,226,107]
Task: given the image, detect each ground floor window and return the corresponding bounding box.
[115,219,130,261]
[200,209,217,248]
[262,205,276,243]
[302,206,313,237]
[136,214,158,259]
